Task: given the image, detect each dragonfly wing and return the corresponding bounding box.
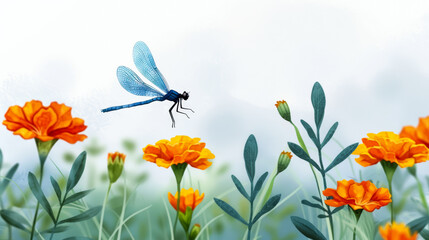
[133,41,170,93]
[117,66,164,97]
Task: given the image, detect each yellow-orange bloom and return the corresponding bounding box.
[3,100,87,144]
[353,131,429,168]
[400,116,429,148]
[168,188,204,213]
[107,152,126,184]
[323,179,391,212]
[379,222,417,240]
[143,135,215,170]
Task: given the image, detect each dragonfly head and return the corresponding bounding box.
[182,91,189,100]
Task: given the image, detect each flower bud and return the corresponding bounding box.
[107,152,126,183]
[189,223,201,240]
[275,100,291,122]
[277,151,292,175]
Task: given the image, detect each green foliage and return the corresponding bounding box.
[291,216,327,240]
[214,134,282,240]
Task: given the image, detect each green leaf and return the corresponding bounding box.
[58,206,101,225]
[311,82,326,130]
[288,142,321,172]
[244,134,258,182]
[252,172,268,201]
[50,176,62,203]
[0,163,19,196]
[300,120,319,148]
[28,172,55,221]
[0,209,30,232]
[325,143,358,172]
[178,206,193,232]
[66,151,87,193]
[408,216,429,233]
[420,229,429,240]
[41,225,69,234]
[317,214,329,218]
[214,198,247,226]
[63,189,93,205]
[291,216,327,240]
[331,205,345,214]
[301,200,326,212]
[321,122,338,148]
[252,194,281,224]
[231,175,249,200]
[312,196,322,203]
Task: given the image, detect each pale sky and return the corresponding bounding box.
[1,0,429,194]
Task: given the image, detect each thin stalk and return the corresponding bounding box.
[316,129,334,240]
[49,190,69,240]
[352,209,363,240]
[247,180,254,240]
[388,180,393,224]
[30,164,44,240]
[173,179,181,233]
[380,160,397,224]
[99,183,112,240]
[117,176,127,240]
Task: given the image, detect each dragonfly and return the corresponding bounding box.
[101,41,193,127]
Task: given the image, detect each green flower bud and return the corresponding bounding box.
[277,151,292,175]
[107,152,126,183]
[189,223,201,240]
[275,100,291,122]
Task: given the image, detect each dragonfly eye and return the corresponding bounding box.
[182,91,189,100]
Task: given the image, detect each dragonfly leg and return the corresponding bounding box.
[180,99,194,113]
[176,100,190,119]
[169,102,177,128]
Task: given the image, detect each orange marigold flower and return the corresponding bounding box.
[400,116,429,148]
[3,100,87,144]
[143,135,215,170]
[168,188,204,213]
[352,131,429,168]
[323,179,391,212]
[379,222,417,240]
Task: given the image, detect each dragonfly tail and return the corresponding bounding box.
[101,97,164,113]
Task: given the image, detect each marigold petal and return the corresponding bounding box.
[22,100,43,123]
[324,199,347,208]
[14,128,37,139]
[3,105,33,131]
[156,157,173,168]
[53,132,87,144]
[32,108,58,136]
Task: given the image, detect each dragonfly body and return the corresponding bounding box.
[101,41,193,127]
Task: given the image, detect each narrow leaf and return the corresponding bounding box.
[0,209,30,232]
[41,225,69,234]
[317,214,329,218]
[252,172,268,201]
[325,143,359,172]
[321,122,338,148]
[0,163,19,196]
[243,135,258,182]
[58,206,101,224]
[420,229,429,240]
[301,200,326,212]
[50,176,62,203]
[312,196,322,203]
[231,175,249,200]
[300,120,319,148]
[63,237,93,240]
[291,216,327,240]
[214,198,247,226]
[311,82,326,130]
[288,142,321,172]
[63,189,93,205]
[252,194,281,224]
[408,216,429,233]
[66,151,87,193]
[28,172,55,221]
[0,149,3,170]
[331,205,345,214]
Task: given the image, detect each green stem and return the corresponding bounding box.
[29,163,44,240]
[247,181,254,240]
[49,190,69,240]
[380,161,397,224]
[352,208,363,240]
[99,183,112,240]
[117,175,127,240]
[173,178,181,234]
